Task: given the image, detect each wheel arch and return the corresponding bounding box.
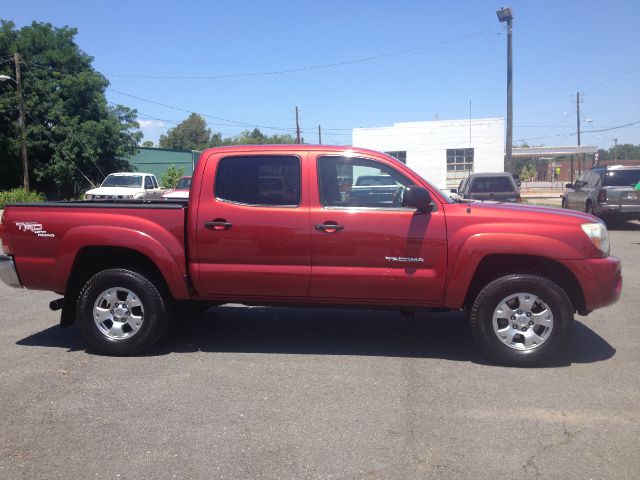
[60,246,184,327]
[460,254,586,315]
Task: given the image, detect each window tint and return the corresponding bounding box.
[144,176,153,189]
[215,155,300,206]
[151,176,159,189]
[318,156,413,208]
[603,169,640,187]
[469,177,515,193]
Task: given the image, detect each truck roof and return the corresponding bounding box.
[199,144,398,159]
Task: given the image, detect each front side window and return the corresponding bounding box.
[215,155,301,206]
[144,176,154,189]
[151,176,159,189]
[318,156,413,208]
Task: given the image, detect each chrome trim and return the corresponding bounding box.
[0,255,22,288]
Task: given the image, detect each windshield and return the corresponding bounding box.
[101,174,143,188]
[604,169,640,187]
[175,177,192,189]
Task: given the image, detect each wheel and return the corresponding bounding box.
[561,198,567,209]
[585,201,596,216]
[76,268,171,355]
[469,274,574,366]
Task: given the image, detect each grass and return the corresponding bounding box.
[0,188,46,209]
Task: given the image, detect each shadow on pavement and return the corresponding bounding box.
[17,305,615,366]
[605,219,640,231]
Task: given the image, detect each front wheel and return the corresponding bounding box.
[469,274,574,366]
[76,268,171,355]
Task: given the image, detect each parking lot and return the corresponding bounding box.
[0,222,639,480]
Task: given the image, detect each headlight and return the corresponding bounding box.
[85,194,93,200]
[581,222,610,254]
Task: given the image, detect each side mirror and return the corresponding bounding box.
[565,183,573,189]
[402,185,432,212]
[450,188,458,194]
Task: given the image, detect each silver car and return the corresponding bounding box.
[562,165,640,220]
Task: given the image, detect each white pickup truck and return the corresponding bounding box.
[84,172,163,200]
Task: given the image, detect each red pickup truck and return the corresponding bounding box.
[0,146,621,365]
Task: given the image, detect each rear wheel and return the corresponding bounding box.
[76,268,171,355]
[469,274,574,366]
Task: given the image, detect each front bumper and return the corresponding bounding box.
[0,254,22,288]
[562,256,621,313]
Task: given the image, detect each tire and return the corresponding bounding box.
[585,201,596,216]
[76,268,171,355]
[469,274,574,367]
[561,198,567,209]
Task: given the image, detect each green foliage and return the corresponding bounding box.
[520,163,536,182]
[142,140,154,148]
[0,188,45,209]
[597,144,640,161]
[0,20,142,198]
[159,114,296,150]
[160,165,184,189]
[159,113,211,150]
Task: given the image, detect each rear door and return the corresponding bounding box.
[308,153,447,303]
[193,151,311,298]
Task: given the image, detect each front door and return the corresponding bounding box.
[309,154,448,303]
[194,152,311,299]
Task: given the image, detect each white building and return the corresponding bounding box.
[352,118,505,190]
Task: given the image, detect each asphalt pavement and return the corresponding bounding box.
[0,223,639,479]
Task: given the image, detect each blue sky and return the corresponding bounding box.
[4,0,640,148]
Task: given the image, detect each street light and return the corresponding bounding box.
[0,68,30,191]
[497,7,513,174]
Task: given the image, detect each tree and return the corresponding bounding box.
[213,128,295,146]
[159,113,297,150]
[142,140,154,148]
[160,165,184,189]
[159,113,211,150]
[0,20,142,198]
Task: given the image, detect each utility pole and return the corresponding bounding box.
[613,137,618,162]
[295,106,301,144]
[14,52,30,191]
[496,7,514,173]
[576,92,582,175]
[318,125,322,145]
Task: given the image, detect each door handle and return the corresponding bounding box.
[204,219,233,231]
[315,223,344,232]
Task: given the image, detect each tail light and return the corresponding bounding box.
[0,214,13,255]
[597,189,607,203]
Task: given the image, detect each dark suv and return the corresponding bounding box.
[562,165,640,221]
[452,172,521,203]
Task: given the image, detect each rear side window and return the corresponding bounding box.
[603,169,640,187]
[215,155,301,206]
[469,177,515,193]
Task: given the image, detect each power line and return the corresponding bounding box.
[107,88,299,133]
[22,60,106,179]
[23,106,96,188]
[103,29,499,80]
